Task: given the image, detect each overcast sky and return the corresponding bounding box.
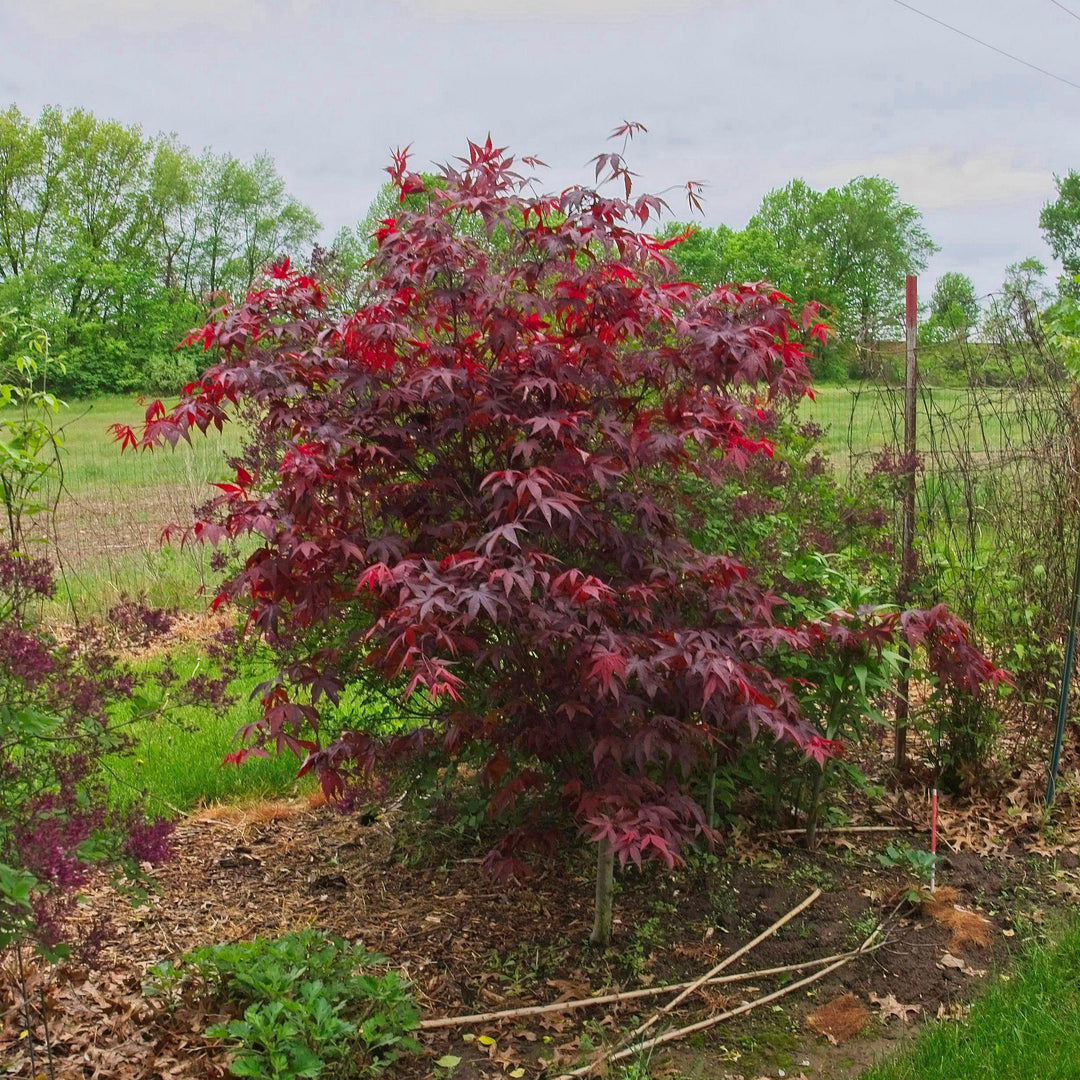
[3,0,1079,300]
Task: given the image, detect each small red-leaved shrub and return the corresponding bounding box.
[118,134,1007,939]
[0,551,181,958]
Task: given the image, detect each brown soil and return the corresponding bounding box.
[2,794,1076,1080]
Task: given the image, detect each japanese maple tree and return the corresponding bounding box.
[118,133,1006,943]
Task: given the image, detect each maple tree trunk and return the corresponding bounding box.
[590,838,615,946]
[804,764,827,850]
[772,745,786,824]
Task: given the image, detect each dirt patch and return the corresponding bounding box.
[1,797,1075,1080]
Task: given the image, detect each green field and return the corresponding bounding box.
[21,386,1040,620]
[42,395,245,618]
[800,384,1035,466]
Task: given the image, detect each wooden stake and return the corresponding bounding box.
[930,787,939,893]
[895,273,918,770]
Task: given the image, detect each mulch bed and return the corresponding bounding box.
[4,771,1080,1080]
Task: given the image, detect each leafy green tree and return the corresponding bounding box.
[0,106,320,395]
[1040,171,1080,293]
[236,155,319,293]
[814,176,936,344]
[150,138,201,297]
[655,223,737,289]
[746,179,835,312]
[666,175,935,348]
[0,106,64,288]
[931,271,979,325]
[923,270,979,343]
[983,258,1051,347]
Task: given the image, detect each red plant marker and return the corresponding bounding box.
[930,787,939,893]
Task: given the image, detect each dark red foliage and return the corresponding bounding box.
[107,596,176,649]
[870,447,924,478]
[122,136,1005,876]
[901,604,1012,695]
[122,817,175,865]
[0,546,53,614]
[807,603,1010,691]
[0,563,194,955]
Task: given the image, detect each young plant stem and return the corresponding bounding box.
[806,695,841,849]
[38,987,55,1080]
[805,761,828,850]
[589,838,614,946]
[15,947,37,1079]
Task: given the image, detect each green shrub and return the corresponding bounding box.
[146,929,419,1079]
[687,410,902,833]
[142,349,203,395]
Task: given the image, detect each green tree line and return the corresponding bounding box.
[663,176,936,353]
[0,105,319,396]
[8,101,1076,396]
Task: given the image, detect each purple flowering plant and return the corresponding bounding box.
[0,315,222,959]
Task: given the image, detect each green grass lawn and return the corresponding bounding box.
[107,701,315,816]
[106,645,419,816]
[105,649,315,816]
[862,922,1080,1080]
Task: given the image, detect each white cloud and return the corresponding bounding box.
[12,0,318,36]
[382,0,698,16]
[809,147,1053,211]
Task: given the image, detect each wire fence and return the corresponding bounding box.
[38,398,246,621]
[813,330,1080,779]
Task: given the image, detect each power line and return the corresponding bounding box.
[1048,0,1080,23]
[887,0,1080,92]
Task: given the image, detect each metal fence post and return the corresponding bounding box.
[1047,524,1080,805]
[894,274,918,770]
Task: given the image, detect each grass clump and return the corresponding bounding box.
[105,644,424,816]
[104,648,312,816]
[145,929,419,1079]
[863,921,1080,1080]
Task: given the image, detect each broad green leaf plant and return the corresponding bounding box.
[0,310,65,557]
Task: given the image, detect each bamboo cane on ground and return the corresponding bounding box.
[558,923,882,1079]
[619,886,821,1047]
[418,939,886,1030]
